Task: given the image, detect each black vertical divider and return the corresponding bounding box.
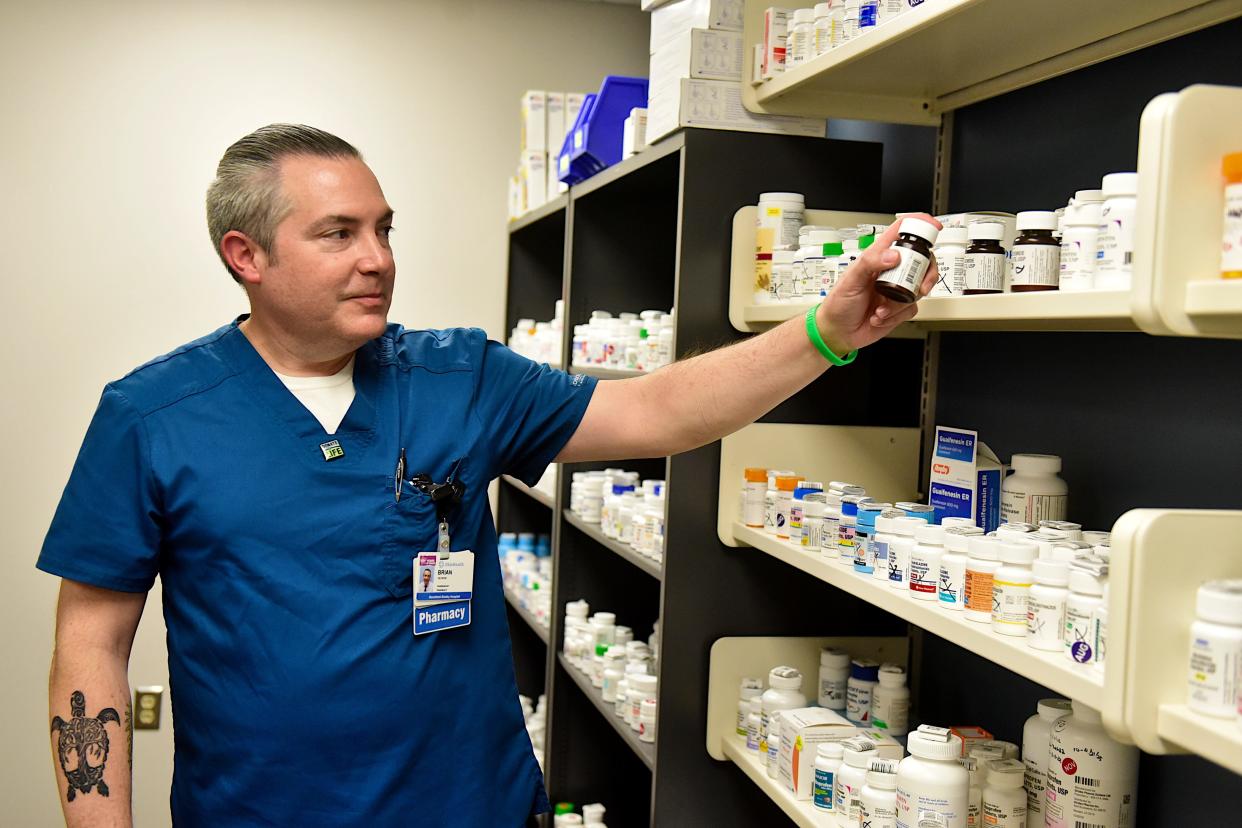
[653,130,921,825]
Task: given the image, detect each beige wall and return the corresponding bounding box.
[0,0,648,823]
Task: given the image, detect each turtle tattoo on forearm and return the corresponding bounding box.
[51,690,121,801]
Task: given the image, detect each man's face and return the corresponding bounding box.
[253,155,396,351]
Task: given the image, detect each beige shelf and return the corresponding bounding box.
[741,291,1137,332]
[1107,509,1242,771]
[717,423,921,547]
[1156,704,1242,777]
[1183,279,1242,318]
[733,523,1106,708]
[740,0,1239,124]
[722,738,820,828]
[1132,84,1242,338]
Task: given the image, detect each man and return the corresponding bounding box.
[39,124,936,826]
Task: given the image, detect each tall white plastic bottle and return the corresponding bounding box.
[1021,698,1071,825]
[896,726,969,828]
[1045,702,1138,828]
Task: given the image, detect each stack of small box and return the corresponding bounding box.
[510,91,588,221]
[645,0,825,144]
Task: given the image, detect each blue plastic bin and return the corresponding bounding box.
[557,75,649,185]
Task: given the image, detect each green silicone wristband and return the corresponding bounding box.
[805,304,858,366]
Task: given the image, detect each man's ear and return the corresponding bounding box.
[220,231,266,288]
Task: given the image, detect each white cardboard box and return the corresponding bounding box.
[520,151,547,212]
[647,77,826,143]
[762,7,791,80]
[776,709,905,801]
[521,90,547,153]
[649,27,745,83]
[650,0,744,54]
[546,92,567,158]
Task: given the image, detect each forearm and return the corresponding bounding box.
[49,645,133,827]
[628,311,828,456]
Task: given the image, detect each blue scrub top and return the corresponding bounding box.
[38,320,597,827]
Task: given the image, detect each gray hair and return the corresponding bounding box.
[206,124,361,282]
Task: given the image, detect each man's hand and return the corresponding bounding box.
[816,214,943,356]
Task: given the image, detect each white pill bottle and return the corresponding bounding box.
[896,725,969,828]
[1021,698,1072,825]
[1000,454,1067,524]
[1188,578,1242,718]
[1045,702,1138,828]
[759,665,807,742]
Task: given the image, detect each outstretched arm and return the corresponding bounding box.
[49,579,145,827]
[557,215,940,462]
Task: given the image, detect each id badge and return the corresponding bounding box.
[413,551,474,635]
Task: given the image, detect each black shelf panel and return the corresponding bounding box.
[502,474,555,509]
[504,588,550,645]
[557,652,655,770]
[509,194,568,234]
[563,508,663,580]
[570,132,685,201]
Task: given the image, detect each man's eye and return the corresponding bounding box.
[380,225,395,238]
[325,229,349,240]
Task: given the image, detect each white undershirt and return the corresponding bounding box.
[273,357,356,435]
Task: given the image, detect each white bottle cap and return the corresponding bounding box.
[1010,453,1062,474]
[814,2,832,15]
[760,192,805,203]
[898,217,940,245]
[1068,566,1105,597]
[842,736,878,766]
[641,698,657,715]
[793,7,815,23]
[877,663,907,687]
[914,523,946,545]
[986,758,1027,787]
[1037,698,1073,720]
[906,727,964,760]
[944,525,984,552]
[1016,210,1057,231]
[740,685,763,702]
[821,647,851,668]
[1066,200,1102,226]
[866,758,899,787]
[937,225,968,246]
[805,500,826,518]
[768,665,803,690]
[892,516,925,537]
[582,803,606,824]
[1101,172,1138,197]
[999,541,1037,565]
[967,535,1003,561]
[1074,188,1105,203]
[817,741,845,760]
[1033,558,1070,585]
[630,674,658,693]
[593,611,616,626]
[941,517,977,529]
[967,221,1005,241]
[1196,579,1242,625]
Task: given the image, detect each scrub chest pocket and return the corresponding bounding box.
[381,479,439,598]
[380,457,468,598]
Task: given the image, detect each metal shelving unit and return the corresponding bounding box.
[563,509,663,580]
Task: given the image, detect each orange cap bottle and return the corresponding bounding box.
[1222,152,1242,279]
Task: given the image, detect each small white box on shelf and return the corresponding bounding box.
[647,77,826,144]
[546,92,567,158]
[521,90,547,153]
[775,707,853,799]
[762,7,791,81]
[623,108,648,158]
[521,151,547,212]
[650,28,745,83]
[650,0,744,54]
